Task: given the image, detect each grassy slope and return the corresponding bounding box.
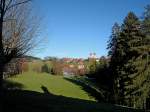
[4,72,142,112]
[7,72,94,101]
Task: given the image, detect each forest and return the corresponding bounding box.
[90,5,150,109]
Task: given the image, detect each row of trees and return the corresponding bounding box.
[32,60,64,75]
[43,61,63,75]
[85,57,112,102]
[107,5,150,109]
[41,59,86,75]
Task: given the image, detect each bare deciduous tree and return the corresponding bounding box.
[0,0,41,91]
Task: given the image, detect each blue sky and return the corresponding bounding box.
[32,0,149,59]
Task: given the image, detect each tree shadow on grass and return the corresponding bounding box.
[3,85,142,112]
[64,77,105,102]
[3,80,24,90]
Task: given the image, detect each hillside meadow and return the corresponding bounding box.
[3,72,142,112]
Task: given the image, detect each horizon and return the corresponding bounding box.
[28,53,104,60]
[32,0,149,59]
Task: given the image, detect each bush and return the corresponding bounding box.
[21,62,29,72]
[41,64,50,73]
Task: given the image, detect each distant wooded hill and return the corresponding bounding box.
[23,56,42,61]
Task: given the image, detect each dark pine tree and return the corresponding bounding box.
[107,22,122,104]
[108,12,146,106]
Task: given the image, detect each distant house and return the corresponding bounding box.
[63,67,72,75]
[78,62,85,69]
[63,67,76,77]
[62,59,86,76]
[78,64,84,69]
[69,64,74,68]
[62,58,73,63]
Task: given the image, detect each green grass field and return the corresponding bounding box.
[4,72,142,112]
[6,72,95,101]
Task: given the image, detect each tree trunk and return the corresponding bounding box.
[0,64,4,112]
[0,5,4,111]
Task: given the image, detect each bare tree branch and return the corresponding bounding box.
[0,0,42,68]
[4,0,32,14]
